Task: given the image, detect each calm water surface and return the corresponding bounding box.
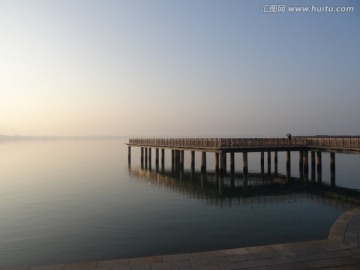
[0,139,359,267]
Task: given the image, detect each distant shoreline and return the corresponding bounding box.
[0,135,128,141]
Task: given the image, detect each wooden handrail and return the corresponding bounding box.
[128,137,360,151]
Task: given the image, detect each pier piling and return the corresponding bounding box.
[220,152,226,175]
[141,147,144,168]
[215,153,219,173]
[155,148,159,171]
[311,151,316,181]
[128,146,131,166]
[243,152,248,175]
[145,148,148,169]
[127,136,360,186]
[299,151,304,180]
[286,151,291,181]
[161,149,165,171]
[267,151,271,174]
[330,152,336,186]
[201,152,206,173]
[303,150,309,181]
[191,151,195,173]
[317,151,322,183]
[260,151,264,174]
[274,151,278,175]
[148,148,152,170]
[230,152,235,175]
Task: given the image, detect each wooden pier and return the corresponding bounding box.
[127,136,360,183]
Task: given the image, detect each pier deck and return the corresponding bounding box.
[3,208,360,270]
[128,136,360,153]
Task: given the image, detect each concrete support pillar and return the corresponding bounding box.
[303,150,309,181]
[311,151,316,181]
[215,153,220,173]
[201,152,207,173]
[141,147,144,168]
[155,148,159,171]
[128,146,131,166]
[274,151,278,175]
[243,152,248,175]
[161,149,165,171]
[260,151,264,174]
[286,151,291,181]
[230,152,235,175]
[171,150,175,171]
[191,151,195,173]
[148,148,152,170]
[330,152,336,187]
[220,152,226,175]
[145,148,148,169]
[174,150,177,170]
[299,151,304,180]
[316,151,322,183]
[267,151,271,174]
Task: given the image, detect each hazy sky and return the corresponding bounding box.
[1,0,359,137]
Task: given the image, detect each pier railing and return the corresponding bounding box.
[219,138,306,148]
[128,137,360,151]
[306,137,360,150]
[128,137,307,149]
[129,138,222,149]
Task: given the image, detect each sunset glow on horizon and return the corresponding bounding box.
[1,0,359,137]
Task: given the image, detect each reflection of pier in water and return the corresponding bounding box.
[128,168,360,208]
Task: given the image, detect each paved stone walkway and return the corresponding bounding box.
[2,208,360,270]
